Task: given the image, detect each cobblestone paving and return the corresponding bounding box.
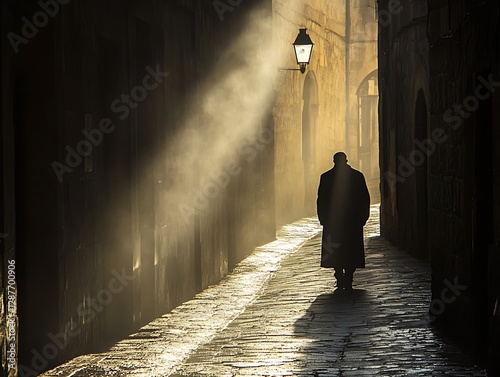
[42,206,488,376]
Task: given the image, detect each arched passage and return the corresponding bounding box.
[302,72,319,211]
[357,70,379,202]
[356,70,378,178]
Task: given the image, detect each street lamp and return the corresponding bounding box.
[293,28,314,73]
[279,28,314,74]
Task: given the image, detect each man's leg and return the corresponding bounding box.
[334,268,345,289]
[344,268,356,290]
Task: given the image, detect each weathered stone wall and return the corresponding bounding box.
[379,0,500,371]
[427,1,500,368]
[378,0,429,255]
[2,0,277,374]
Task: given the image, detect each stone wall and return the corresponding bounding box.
[378,0,500,371]
[378,0,430,256]
[427,1,500,368]
[2,0,277,374]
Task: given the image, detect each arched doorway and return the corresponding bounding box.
[357,70,379,202]
[302,72,319,212]
[357,70,379,179]
[414,89,429,259]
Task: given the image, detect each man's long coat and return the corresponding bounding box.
[317,165,370,268]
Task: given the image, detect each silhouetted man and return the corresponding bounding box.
[317,152,370,290]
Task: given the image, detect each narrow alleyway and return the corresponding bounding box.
[41,206,487,377]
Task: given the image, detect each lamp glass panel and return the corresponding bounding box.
[294,44,313,64]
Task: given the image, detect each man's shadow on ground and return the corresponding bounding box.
[292,288,377,374]
[292,235,486,375]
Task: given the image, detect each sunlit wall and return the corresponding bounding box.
[272,0,378,225]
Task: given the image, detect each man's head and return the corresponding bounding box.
[333,152,348,166]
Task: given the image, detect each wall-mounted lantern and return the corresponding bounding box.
[279,28,314,74]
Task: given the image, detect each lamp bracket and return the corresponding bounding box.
[278,64,307,74]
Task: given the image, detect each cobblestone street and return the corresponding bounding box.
[41,205,488,376]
